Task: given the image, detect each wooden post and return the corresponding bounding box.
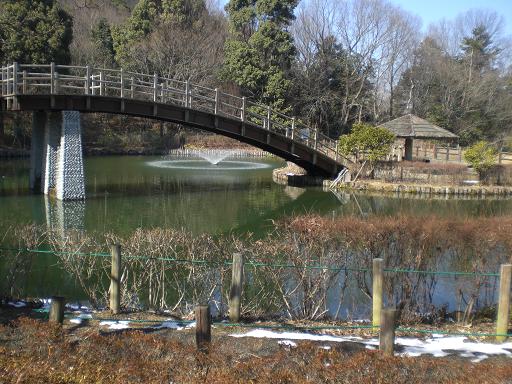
[229,253,244,322]
[446,146,450,162]
[314,128,318,150]
[267,105,271,130]
[496,264,511,342]
[50,62,55,94]
[99,71,104,96]
[459,147,462,162]
[379,308,397,356]
[195,305,211,352]
[85,66,91,95]
[110,244,121,314]
[499,150,503,165]
[291,117,295,140]
[153,73,158,102]
[214,88,219,115]
[241,97,246,122]
[373,258,383,327]
[120,68,124,98]
[22,70,27,94]
[130,77,135,98]
[433,145,437,160]
[49,296,65,324]
[12,62,18,95]
[185,80,190,108]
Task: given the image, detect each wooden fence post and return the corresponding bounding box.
[110,244,121,314]
[379,308,397,356]
[49,296,65,324]
[373,258,383,327]
[496,264,511,342]
[195,305,211,352]
[229,253,244,322]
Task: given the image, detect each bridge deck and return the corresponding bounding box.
[0,63,343,176]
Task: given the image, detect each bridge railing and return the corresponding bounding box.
[0,62,341,163]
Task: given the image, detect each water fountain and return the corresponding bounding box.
[197,149,234,165]
[146,149,271,171]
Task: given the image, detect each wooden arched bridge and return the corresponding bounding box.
[0,62,343,199]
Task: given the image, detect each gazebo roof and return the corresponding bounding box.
[379,114,458,140]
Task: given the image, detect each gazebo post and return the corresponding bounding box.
[404,137,413,161]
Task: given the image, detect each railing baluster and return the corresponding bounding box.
[185,80,189,108]
[153,73,157,102]
[85,66,91,95]
[131,76,134,98]
[50,62,55,94]
[99,70,104,96]
[214,88,219,115]
[291,117,295,140]
[13,62,18,95]
[22,70,27,94]
[120,68,124,98]
[241,97,246,122]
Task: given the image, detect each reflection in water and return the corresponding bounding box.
[44,196,85,235]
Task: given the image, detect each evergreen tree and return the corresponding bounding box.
[461,25,500,72]
[112,0,205,70]
[91,18,115,67]
[223,0,298,111]
[0,0,73,64]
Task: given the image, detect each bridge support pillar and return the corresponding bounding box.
[41,111,85,200]
[42,112,61,195]
[29,111,46,191]
[55,111,85,200]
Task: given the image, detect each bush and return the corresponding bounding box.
[338,123,395,164]
[463,141,497,179]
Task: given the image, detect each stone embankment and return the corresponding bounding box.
[272,162,324,186]
[341,180,512,196]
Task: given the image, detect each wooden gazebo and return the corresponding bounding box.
[378,114,458,160]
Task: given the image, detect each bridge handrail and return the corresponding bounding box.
[0,62,341,163]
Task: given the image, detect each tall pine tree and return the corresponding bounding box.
[223,0,298,112]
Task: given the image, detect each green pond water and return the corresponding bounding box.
[1,155,511,314]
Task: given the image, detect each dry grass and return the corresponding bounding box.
[1,317,512,384]
[2,214,512,322]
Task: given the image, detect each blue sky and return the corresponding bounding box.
[390,0,512,35]
[218,0,512,36]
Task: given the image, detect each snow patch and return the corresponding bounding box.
[230,329,512,361]
[99,321,130,330]
[278,340,297,348]
[153,320,196,330]
[7,301,26,308]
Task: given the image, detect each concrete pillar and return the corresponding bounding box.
[55,111,85,200]
[29,111,46,191]
[41,112,61,195]
[404,137,413,161]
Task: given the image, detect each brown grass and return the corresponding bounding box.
[1,317,512,384]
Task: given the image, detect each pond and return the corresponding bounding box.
[1,155,511,319]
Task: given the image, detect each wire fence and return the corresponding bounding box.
[0,246,501,277]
